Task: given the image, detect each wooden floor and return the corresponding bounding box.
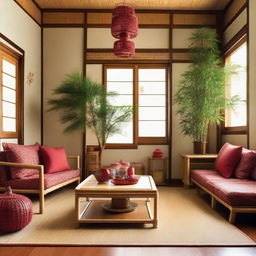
[0,246,255,256]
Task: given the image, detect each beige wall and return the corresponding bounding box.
[172,63,194,178]
[43,28,84,156]
[102,145,169,173]
[249,0,256,150]
[222,135,247,148]
[0,0,41,144]
[224,0,247,27]
[87,28,169,49]
[223,8,247,45]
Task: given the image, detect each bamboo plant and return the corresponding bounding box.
[48,72,133,161]
[174,28,239,153]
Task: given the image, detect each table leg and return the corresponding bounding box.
[184,158,190,187]
[153,193,158,228]
[75,194,80,221]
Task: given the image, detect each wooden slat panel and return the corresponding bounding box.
[87,13,111,24]
[43,12,84,24]
[224,0,247,27]
[87,13,170,25]
[172,51,191,61]
[173,14,216,25]
[15,0,41,24]
[86,51,169,61]
[137,13,170,25]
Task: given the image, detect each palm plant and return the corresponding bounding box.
[174,28,239,153]
[48,72,133,161]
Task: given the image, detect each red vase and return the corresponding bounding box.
[152,149,164,158]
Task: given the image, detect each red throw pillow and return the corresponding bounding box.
[214,143,242,178]
[234,148,256,179]
[2,143,40,179]
[40,146,70,173]
[251,168,256,180]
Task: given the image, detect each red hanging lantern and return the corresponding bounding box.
[111,4,138,58]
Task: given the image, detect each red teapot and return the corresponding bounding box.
[94,168,110,183]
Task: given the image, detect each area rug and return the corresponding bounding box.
[0,187,254,245]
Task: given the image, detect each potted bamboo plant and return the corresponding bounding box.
[174,28,238,154]
[48,72,133,163]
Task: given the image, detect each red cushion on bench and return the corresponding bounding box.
[2,143,40,179]
[214,143,242,178]
[0,151,10,184]
[191,169,256,206]
[234,148,256,179]
[40,146,71,174]
[2,169,80,190]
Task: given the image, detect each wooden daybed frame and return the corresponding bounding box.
[192,178,256,223]
[0,155,81,214]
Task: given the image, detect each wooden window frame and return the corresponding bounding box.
[103,64,168,149]
[0,42,24,143]
[221,36,247,135]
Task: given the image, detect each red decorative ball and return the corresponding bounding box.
[111,4,138,39]
[0,187,33,233]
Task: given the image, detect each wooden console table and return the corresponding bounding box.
[180,154,217,187]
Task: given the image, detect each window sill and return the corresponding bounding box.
[221,126,247,135]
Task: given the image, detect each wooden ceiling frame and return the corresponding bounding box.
[33,0,232,11]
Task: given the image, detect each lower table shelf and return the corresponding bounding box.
[78,200,153,224]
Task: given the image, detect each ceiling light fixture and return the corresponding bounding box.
[111,4,138,58]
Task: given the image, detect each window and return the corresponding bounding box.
[224,41,247,133]
[0,43,23,144]
[104,65,168,147]
[106,68,134,144]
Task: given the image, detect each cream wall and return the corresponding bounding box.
[222,135,247,148]
[102,146,169,172]
[172,63,193,178]
[249,0,256,150]
[43,28,84,156]
[223,8,247,44]
[0,0,41,144]
[87,28,169,49]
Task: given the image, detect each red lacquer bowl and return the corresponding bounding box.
[111,175,140,185]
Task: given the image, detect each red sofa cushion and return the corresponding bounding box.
[191,169,256,206]
[191,169,225,193]
[251,168,256,180]
[40,146,70,174]
[234,148,256,179]
[2,143,40,179]
[2,169,80,190]
[0,151,10,184]
[214,143,242,178]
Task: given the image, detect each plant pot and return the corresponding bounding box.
[193,142,207,154]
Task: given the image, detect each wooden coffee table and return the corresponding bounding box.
[75,175,158,228]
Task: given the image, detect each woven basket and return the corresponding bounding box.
[0,187,33,232]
